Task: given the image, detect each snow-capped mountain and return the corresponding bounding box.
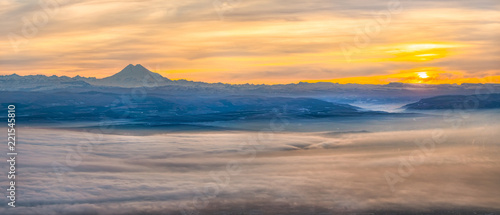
[0,64,172,90]
[86,64,171,87]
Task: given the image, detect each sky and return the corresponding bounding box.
[0,0,499,84]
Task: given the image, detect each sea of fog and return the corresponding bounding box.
[1,111,499,214]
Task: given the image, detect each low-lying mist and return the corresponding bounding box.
[1,111,499,214]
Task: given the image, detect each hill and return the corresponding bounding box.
[403,94,500,110]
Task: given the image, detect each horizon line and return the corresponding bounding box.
[2,72,500,86]
[2,64,500,86]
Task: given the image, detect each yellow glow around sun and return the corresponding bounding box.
[417,72,429,79]
[304,67,500,85]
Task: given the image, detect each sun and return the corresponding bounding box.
[417,72,429,79]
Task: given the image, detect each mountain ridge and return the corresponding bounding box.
[1,64,500,108]
[403,93,500,110]
[2,64,500,89]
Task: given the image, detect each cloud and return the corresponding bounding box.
[0,113,500,214]
[0,0,499,84]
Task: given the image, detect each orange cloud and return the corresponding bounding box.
[0,1,499,85]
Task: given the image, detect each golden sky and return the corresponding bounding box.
[1,0,499,84]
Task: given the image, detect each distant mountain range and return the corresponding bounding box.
[2,64,500,119]
[0,90,386,125]
[2,64,500,101]
[403,94,500,110]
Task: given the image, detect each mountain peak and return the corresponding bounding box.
[95,64,171,87]
[123,64,134,69]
